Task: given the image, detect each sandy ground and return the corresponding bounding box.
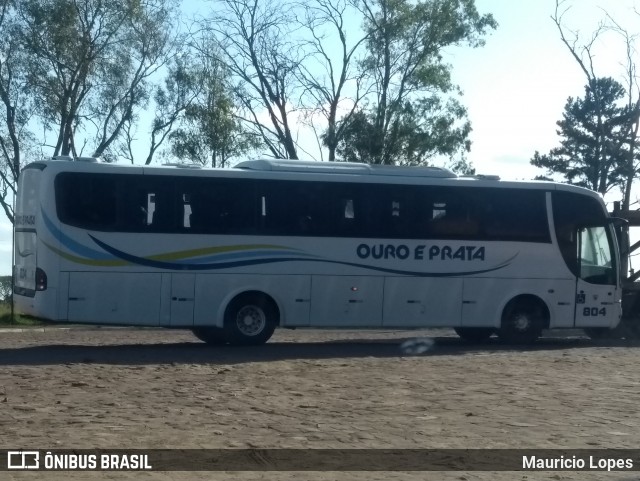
[1,327,640,481]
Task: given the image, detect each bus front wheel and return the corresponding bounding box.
[584,327,616,340]
[498,297,546,344]
[454,327,494,342]
[223,292,278,345]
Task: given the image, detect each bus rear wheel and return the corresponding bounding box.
[223,293,277,346]
[498,297,546,344]
[454,327,494,342]
[192,327,227,345]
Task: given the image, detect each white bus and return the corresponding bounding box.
[13,157,622,345]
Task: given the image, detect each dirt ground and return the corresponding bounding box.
[1,327,640,481]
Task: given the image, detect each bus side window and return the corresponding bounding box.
[182,194,192,229]
[123,190,149,229]
[188,192,208,232]
[344,199,355,219]
[480,190,549,242]
[430,200,478,238]
[338,198,357,235]
[189,191,233,233]
[66,176,117,229]
[372,195,410,238]
[149,192,174,231]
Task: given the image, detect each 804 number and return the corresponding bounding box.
[583,307,606,317]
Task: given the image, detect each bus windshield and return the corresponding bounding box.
[579,225,616,285]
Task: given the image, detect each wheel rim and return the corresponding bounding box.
[235,305,266,336]
[512,312,531,331]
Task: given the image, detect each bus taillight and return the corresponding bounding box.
[35,268,47,291]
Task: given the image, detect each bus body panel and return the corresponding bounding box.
[382,277,463,326]
[574,277,620,328]
[168,273,195,326]
[46,230,564,279]
[461,277,576,329]
[43,232,587,329]
[13,159,622,336]
[310,276,384,327]
[67,272,162,325]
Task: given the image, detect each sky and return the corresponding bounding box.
[0,0,638,275]
[451,0,638,183]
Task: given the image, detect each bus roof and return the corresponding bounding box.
[236,158,459,178]
[22,157,604,201]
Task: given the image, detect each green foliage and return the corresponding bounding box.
[336,97,472,166]
[0,276,42,325]
[0,0,36,223]
[0,275,11,303]
[343,0,496,166]
[168,42,259,167]
[0,304,47,326]
[16,0,180,157]
[531,77,638,195]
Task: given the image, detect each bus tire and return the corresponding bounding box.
[223,292,277,345]
[498,297,546,344]
[192,327,227,345]
[584,327,616,340]
[454,327,494,342]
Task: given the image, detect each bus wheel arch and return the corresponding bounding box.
[498,294,549,344]
[223,291,279,345]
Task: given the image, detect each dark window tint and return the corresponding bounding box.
[179,178,257,234]
[364,186,549,242]
[56,174,118,229]
[259,181,365,237]
[55,172,551,242]
[472,189,550,243]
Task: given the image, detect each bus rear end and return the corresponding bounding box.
[14,164,54,319]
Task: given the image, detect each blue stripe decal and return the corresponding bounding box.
[90,235,516,277]
[168,249,319,265]
[42,209,119,261]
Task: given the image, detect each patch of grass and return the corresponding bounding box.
[0,303,49,327]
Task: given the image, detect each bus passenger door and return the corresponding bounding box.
[574,226,620,328]
[168,274,195,326]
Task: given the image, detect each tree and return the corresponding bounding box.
[169,40,259,167]
[296,0,370,161]
[0,0,34,223]
[0,275,11,303]
[336,96,472,166]
[550,0,640,208]
[17,0,181,159]
[346,0,496,166]
[208,0,302,159]
[531,77,637,194]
